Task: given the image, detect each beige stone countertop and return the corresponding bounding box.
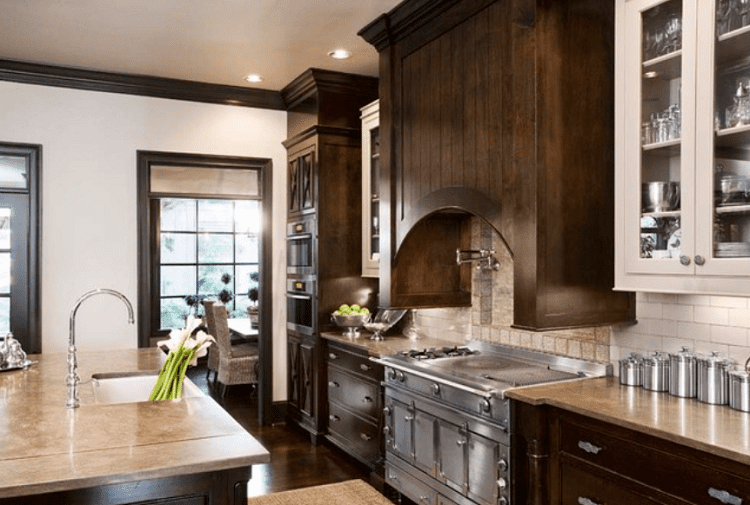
[0,348,270,498]
[506,376,750,466]
[321,331,460,357]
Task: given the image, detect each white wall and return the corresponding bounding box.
[611,292,750,368]
[0,80,289,401]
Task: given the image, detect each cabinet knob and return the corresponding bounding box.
[360,432,373,442]
[431,383,440,395]
[329,415,340,422]
[328,353,338,360]
[577,440,603,455]
[383,406,391,416]
[708,487,742,505]
[362,396,374,403]
[695,255,706,266]
[404,415,414,422]
[456,438,467,446]
[679,255,691,266]
[383,426,391,435]
[328,381,339,388]
[480,398,491,412]
[360,363,372,371]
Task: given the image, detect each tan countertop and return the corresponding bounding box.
[506,376,750,466]
[0,348,270,498]
[321,331,461,357]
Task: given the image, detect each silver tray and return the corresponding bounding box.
[0,359,33,372]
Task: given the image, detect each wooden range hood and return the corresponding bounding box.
[360,0,635,331]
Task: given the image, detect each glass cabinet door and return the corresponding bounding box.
[695,0,750,274]
[624,0,697,274]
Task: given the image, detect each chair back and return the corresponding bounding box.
[206,301,233,358]
[201,299,216,334]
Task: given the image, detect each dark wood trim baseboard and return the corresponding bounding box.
[0,58,285,110]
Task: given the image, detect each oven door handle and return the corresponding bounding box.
[373,358,496,399]
[287,233,312,241]
[287,293,312,300]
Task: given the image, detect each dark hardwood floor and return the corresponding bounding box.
[185,363,386,499]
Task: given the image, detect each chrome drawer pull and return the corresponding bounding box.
[404,415,414,422]
[360,363,372,371]
[328,381,339,388]
[577,440,603,455]
[456,439,466,446]
[328,353,338,360]
[709,488,743,505]
[419,496,429,504]
[388,473,399,483]
[363,396,374,403]
[578,498,601,505]
[329,415,340,422]
[360,432,373,442]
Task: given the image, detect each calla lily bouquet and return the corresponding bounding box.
[150,315,214,402]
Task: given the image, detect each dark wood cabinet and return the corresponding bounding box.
[512,401,750,505]
[325,341,384,473]
[282,69,379,442]
[360,0,634,329]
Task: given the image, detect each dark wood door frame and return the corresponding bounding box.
[137,150,274,425]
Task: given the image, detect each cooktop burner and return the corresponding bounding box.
[400,346,477,360]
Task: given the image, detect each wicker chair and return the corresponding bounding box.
[204,300,259,397]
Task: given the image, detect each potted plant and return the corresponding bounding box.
[218,272,234,311]
[247,271,260,328]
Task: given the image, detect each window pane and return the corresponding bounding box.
[198,265,233,296]
[160,298,188,330]
[235,200,261,234]
[0,208,10,250]
[236,265,258,300]
[0,297,9,333]
[161,233,196,264]
[0,156,28,189]
[0,253,9,295]
[234,296,251,318]
[198,200,233,232]
[161,199,196,232]
[199,233,233,263]
[236,233,259,263]
[161,266,196,296]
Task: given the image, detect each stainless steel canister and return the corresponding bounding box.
[729,358,750,412]
[643,351,670,392]
[696,351,733,405]
[619,353,643,386]
[669,346,697,398]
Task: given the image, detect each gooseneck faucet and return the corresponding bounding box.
[67,288,135,408]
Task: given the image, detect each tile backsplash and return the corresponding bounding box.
[610,292,750,369]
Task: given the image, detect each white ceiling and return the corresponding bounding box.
[0,0,403,91]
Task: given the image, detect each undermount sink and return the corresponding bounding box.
[90,371,204,405]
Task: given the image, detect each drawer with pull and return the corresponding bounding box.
[327,367,380,420]
[327,403,380,463]
[561,462,666,505]
[326,343,382,381]
[558,414,750,505]
[386,461,437,505]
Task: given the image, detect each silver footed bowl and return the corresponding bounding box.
[331,313,371,338]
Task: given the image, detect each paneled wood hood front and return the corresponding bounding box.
[360,0,635,330]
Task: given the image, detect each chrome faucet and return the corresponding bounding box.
[67,288,135,408]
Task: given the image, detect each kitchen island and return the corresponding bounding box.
[507,377,750,504]
[0,348,270,504]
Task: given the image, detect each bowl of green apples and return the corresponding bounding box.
[331,304,371,338]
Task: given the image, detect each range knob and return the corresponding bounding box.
[498,498,508,505]
[497,477,507,490]
[388,368,397,381]
[498,459,508,472]
[431,383,441,395]
[480,398,491,413]
[395,370,406,383]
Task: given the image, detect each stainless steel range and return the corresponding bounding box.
[375,341,611,505]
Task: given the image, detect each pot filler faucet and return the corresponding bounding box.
[66,288,135,409]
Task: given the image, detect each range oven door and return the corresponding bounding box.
[286,278,314,336]
[287,218,314,276]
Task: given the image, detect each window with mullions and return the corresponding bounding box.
[159,198,260,329]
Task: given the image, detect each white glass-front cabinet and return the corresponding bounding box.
[361,100,380,278]
[616,0,750,294]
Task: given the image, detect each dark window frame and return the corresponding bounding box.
[0,142,41,354]
[137,151,273,424]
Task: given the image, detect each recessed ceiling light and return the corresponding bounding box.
[244,74,264,83]
[328,49,352,60]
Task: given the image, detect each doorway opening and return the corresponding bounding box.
[137,151,273,424]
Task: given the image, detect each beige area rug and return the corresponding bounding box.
[247,480,394,505]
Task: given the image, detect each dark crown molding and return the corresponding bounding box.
[280,68,379,110]
[359,0,475,52]
[0,58,285,110]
